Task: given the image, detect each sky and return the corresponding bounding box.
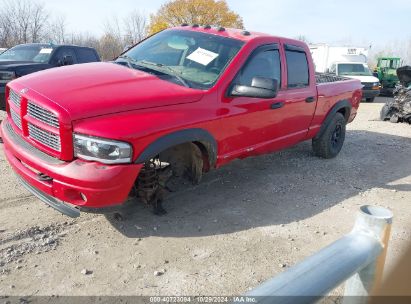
[21,0,411,48]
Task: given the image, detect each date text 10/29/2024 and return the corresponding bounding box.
[149,297,257,303]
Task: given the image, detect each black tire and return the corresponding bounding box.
[312,113,346,159]
[380,103,398,121]
[380,104,391,121]
[365,97,375,103]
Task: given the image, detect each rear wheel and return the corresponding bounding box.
[312,113,346,159]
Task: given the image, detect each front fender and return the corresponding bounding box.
[135,128,217,165]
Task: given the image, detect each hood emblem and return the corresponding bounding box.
[20,88,28,94]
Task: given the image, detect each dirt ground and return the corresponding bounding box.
[0,97,410,297]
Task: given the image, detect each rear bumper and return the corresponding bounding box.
[1,118,143,214]
[362,89,380,99]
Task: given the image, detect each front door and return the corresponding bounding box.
[218,44,287,159]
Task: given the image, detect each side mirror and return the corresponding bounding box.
[229,77,279,99]
[62,55,74,66]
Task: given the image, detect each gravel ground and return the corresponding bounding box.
[0,97,410,297]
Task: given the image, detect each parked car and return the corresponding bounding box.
[0,26,362,218]
[0,43,100,110]
[310,44,380,102]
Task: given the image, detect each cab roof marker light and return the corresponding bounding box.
[204,25,211,29]
[242,30,251,36]
[181,23,188,26]
[217,27,225,32]
[192,24,199,28]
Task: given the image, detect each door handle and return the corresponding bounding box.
[305,96,315,103]
[270,102,284,109]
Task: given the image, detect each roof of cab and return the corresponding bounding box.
[14,43,94,49]
[170,25,297,44]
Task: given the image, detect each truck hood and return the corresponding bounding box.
[15,62,205,120]
[0,60,36,66]
[0,62,52,74]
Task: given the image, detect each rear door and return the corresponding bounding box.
[276,43,317,142]
[75,48,100,63]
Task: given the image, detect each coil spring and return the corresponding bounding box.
[136,159,160,204]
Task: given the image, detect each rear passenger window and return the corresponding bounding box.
[76,48,98,63]
[236,49,281,86]
[286,50,309,88]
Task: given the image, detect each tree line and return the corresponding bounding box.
[1,0,408,65]
[0,0,148,61]
[0,0,243,61]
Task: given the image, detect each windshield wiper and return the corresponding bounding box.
[117,57,191,88]
[117,55,137,68]
[136,60,191,88]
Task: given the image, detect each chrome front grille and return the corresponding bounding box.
[28,123,61,151]
[10,107,22,129]
[28,102,59,129]
[9,89,21,108]
[361,82,373,89]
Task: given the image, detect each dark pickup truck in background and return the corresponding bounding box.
[0,43,100,110]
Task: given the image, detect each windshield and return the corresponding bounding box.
[117,30,244,89]
[338,63,372,76]
[0,45,55,63]
[380,59,401,69]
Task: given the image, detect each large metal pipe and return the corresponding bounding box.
[244,205,393,304]
[343,205,393,304]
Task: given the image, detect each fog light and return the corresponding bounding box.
[80,193,87,202]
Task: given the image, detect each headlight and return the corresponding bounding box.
[73,134,132,164]
[0,71,16,81]
[373,82,380,87]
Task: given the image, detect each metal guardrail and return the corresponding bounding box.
[244,205,393,304]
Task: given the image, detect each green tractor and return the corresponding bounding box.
[373,57,402,95]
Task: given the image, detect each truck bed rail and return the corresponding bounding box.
[316,72,349,84]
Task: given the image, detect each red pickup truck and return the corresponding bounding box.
[0,26,362,218]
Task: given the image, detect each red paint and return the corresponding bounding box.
[1,27,362,210]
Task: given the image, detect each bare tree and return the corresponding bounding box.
[30,1,48,42]
[100,16,124,60]
[0,0,48,47]
[48,15,68,44]
[0,0,149,60]
[123,10,147,46]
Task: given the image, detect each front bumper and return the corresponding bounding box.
[362,89,380,99]
[1,118,143,216]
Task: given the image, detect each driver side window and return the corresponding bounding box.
[236,49,281,86]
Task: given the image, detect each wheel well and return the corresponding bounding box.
[192,141,214,172]
[314,100,352,140]
[135,128,217,167]
[337,107,350,122]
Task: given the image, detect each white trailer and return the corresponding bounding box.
[309,44,380,102]
[309,44,369,73]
